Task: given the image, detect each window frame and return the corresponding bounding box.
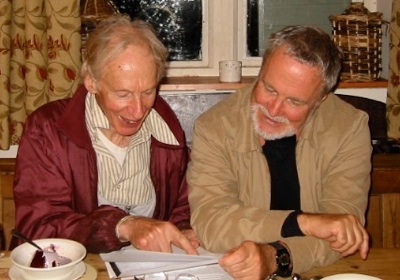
[167,0,262,77]
[166,0,210,69]
[237,0,262,68]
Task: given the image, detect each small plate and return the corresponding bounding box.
[9,261,88,280]
[81,263,97,280]
[322,273,382,280]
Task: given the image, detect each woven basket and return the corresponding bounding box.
[329,3,384,82]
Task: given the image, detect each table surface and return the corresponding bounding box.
[0,247,399,279]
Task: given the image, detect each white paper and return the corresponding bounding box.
[100,245,230,279]
[163,264,233,280]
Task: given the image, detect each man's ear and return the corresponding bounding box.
[83,74,98,94]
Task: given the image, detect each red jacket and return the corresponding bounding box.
[11,85,191,253]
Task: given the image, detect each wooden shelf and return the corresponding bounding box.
[0,158,16,173]
[337,79,388,88]
[159,76,388,91]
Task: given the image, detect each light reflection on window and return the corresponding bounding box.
[112,0,202,61]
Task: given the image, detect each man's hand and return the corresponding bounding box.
[117,216,199,255]
[181,228,201,249]
[218,241,276,280]
[298,213,369,259]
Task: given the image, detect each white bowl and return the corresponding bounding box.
[10,238,87,280]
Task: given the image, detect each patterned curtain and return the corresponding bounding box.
[0,0,81,150]
[388,0,400,139]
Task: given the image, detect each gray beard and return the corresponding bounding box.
[250,104,297,140]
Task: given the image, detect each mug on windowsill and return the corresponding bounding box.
[219,60,242,83]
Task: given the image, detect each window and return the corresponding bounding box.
[104,1,381,77]
[112,0,203,61]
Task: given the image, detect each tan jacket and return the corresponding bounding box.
[187,85,372,273]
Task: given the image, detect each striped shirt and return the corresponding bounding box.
[85,93,179,214]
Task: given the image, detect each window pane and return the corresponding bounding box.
[247,0,352,57]
[112,0,203,61]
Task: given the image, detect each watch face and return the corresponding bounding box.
[278,252,291,267]
[269,242,292,277]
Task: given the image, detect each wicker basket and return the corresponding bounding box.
[329,3,384,82]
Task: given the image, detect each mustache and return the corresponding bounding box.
[252,104,289,124]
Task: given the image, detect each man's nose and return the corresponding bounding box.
[268,97,284,116]
[126,97,145,120]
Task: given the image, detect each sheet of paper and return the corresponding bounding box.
[118,263,233,280]
[163,264,232,280]
[100,245,226,278]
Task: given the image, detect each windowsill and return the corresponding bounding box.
[160,76,256,91]
[159,77,388,91]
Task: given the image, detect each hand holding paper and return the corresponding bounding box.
[100,245,232,279]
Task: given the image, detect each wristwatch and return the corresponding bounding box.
[268,241,292,278]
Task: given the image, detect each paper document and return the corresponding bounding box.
[100,245,232,279]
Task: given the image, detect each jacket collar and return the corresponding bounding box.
[233,84,264,153]
[56,84,92,150]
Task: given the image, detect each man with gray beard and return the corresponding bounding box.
[187,25,371,280]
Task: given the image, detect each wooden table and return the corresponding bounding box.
[0,248,399,279]
[303,248,400,280]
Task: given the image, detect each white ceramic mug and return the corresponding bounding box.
[219,60,242,82]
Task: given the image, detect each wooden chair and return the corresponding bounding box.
[0,160,16,250]
[367,154,400,248]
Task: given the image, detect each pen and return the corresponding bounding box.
[110,261,121,277]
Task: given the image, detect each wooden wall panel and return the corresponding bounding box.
[366,195,382,248]
[382,194,400,248]
[0,174,15,250]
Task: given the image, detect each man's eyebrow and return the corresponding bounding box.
[288,96,308,104]
[141,86,157,93]
[262,80,275,90]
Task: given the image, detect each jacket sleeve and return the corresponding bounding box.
[284,105,373,273]
[12,108,127,253]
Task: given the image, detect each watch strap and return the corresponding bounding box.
[268,241,292,278]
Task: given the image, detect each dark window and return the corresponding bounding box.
[112,0,203,61]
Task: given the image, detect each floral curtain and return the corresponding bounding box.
[0,0,81,150]
[388,0,400,139]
